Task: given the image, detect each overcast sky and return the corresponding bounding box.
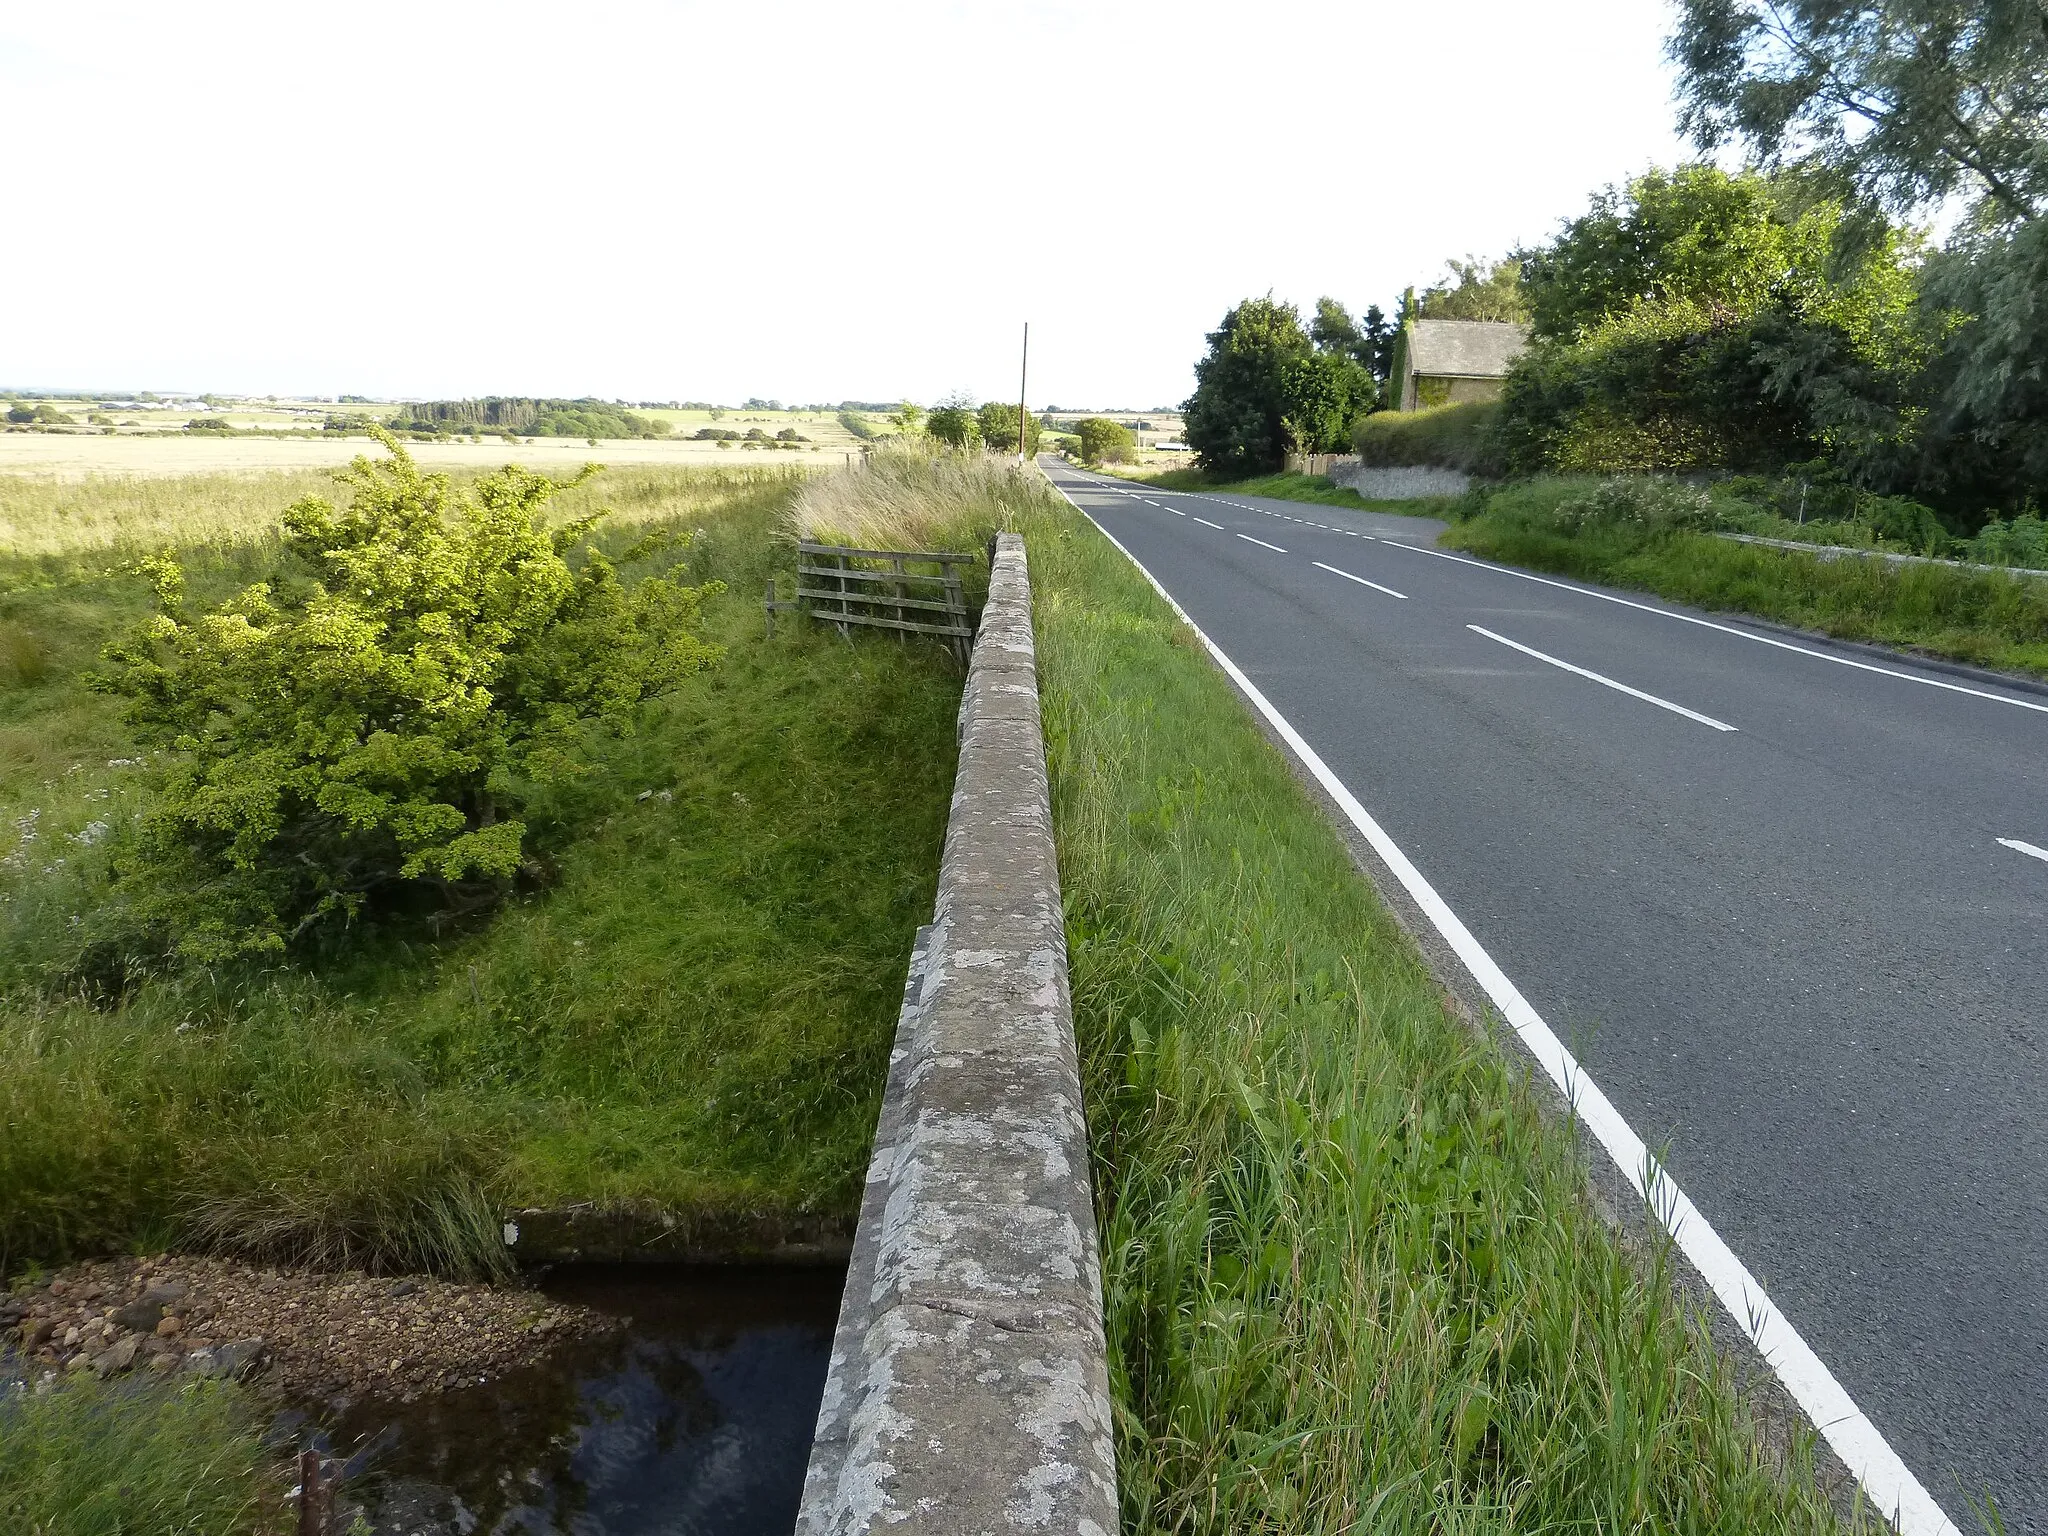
[2,2,1694,409]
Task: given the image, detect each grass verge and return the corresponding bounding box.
[1,460,967,1277]
[1027,495,1867,1531]
[1445,477,2048,681]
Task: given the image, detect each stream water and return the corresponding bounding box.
[305,1264,843,1536]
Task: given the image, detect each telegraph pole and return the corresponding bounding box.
[1017,322,1030,465]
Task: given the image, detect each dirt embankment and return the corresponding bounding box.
[2,1255,616,1403]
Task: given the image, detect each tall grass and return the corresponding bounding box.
[1447,477,2048,679]
[0,460,962,1276]
[792,446,1025,551]
[0,1376,282,1536]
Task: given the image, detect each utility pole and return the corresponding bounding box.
[1017,322,1030,465]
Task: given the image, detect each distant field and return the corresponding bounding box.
[0,431,859,481]
[0,394,898,479]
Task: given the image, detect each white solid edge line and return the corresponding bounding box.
[1998,836,2048,864]
[1237,533,1288,553]
[1046,471,1959,1536]
[1192,516,1224,530]
[1469,624,1738,733]
[1371,537,2048,718]
[1313,560,1408,601]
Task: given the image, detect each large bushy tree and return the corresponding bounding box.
[1311,297,1396,386]
[976,401,1041,455]
[924,397,980,449]
[1670,0,2048,510]
[1183,297,1375,475]
[1415,257,1530,323]
[1500,166,1925,480]
[1670,0,2047,228]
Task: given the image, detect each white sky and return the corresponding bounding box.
[1,2,1693,409]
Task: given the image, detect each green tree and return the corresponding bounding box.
[91,434,722,960]
[1184,297,1375,474]
[1072,417,1137,465]
[890,401,925,435]
[976,401,1041,455]
[1500,168,1926,480]
[1522,166,1818,339]
[1670,5,2048,510]
[1310,298,1396,389]
[925,397,981,449]
[1670,0,2048,229]
[1414,257,1530,323]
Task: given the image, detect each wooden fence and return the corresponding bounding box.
[766,540,976,662]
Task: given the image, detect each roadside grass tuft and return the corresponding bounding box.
[1446,477,2048,680]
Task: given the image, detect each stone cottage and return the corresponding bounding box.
[1395,319,1528,411]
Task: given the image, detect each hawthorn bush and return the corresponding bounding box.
[92,436,722,961]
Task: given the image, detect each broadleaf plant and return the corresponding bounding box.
[93,434,722,961]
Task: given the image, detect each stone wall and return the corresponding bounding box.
[797,531,1117,1536]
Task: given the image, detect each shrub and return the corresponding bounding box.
[184,417,233,432]
[1549,476,1716,534]
[925,403,981,450]
[1073,417,1136,465]
[1353,401,1504,476]
[1972,512,2048,569]
[90,435,723,961]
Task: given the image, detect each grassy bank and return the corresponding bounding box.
[1,459,968,1278]
[798,457,1863,1531]
[1445,477,2048,680]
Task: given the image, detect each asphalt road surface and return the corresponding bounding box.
[1045,460,2046,1533]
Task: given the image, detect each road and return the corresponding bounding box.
[1044,461,2047,1534]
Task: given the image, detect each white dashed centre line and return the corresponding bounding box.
[1192,516,1224,530]
[1468,625,1739,732]
[1313,561,1408,600]
[1237,534,1288,552]
[1999,837,2048,864]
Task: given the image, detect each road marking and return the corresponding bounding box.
[1192,516,1224,529]
[1468,625,1738,732]
[1370,539,2048,718]
[1238,533,1288,552]
[2000,837,2048,864]
[1046,470,1957,1536]
[1313,560,1408,600]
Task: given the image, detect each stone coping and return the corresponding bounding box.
[797,531,1117,1535]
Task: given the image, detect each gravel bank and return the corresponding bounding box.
[2,1255,616,1403]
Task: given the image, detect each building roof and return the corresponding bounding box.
[1408,319,1528,379]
